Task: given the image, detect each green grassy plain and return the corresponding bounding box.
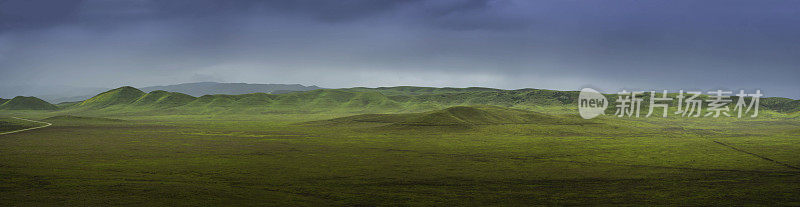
[0,117,45,133]
[1,104,799,206]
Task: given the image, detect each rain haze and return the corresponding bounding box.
[1,0,799,99]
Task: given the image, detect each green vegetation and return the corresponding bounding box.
[761,97,800,113]
[0,117,44,132]
[7,86,798,116]
[0,96,58,110]
[313,105,577,127]
[4,86,797,117]
[132,90,197,108]
[41,115,125,126]
[0,86,799,205]
[78,86,147,108]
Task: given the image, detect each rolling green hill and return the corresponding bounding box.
[0,98,8,105]
[5,86,800,115]
[760,97,800,113]
[184,94,238,107]
[400,105,562,126]
[312,105,580,128]
[132,90,197,108]
[79,86,146,108]
[0,96,58,110]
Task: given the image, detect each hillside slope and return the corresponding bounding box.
[0,96,58,110]
[132,90,197,108]
[760,97,800,113]
[312,105,574,127]
[79,86,146,108]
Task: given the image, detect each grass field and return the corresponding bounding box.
[1,105,799,206]
[0,117,48,134]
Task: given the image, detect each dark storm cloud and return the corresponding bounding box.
[0,0,81,31]
[1,0,799,98]
[1,0,422,28]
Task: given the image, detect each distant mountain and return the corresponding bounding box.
[0,96,58,110]
[140,82,322,97]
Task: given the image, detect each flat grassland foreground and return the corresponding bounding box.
[0,108,799,206]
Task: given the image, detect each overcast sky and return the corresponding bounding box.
[1,0,799,98]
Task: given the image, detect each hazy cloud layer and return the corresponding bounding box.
[1,0,799,98]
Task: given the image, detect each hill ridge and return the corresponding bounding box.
[132,90,197,108]
[5,86,800,115]
[0,96,58,110]
[79,86,146,108]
